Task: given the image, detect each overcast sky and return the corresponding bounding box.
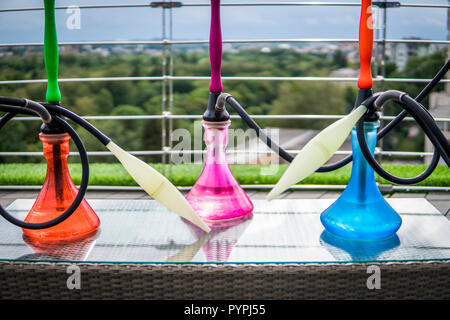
[0,0,448,43]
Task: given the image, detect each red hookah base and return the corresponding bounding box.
[23,200,100,244]
[22,133,100,244]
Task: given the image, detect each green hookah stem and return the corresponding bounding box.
[44,0,64,207]
[44,0,61,103]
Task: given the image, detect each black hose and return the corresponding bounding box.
[44,103,111,146]
[0,97,51,123]
[225,96,295,163]
[356,91,450,185]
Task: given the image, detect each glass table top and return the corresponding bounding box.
[1,198,449,264]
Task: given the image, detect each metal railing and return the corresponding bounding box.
[0,1,449,192]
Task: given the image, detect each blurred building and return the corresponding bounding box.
[227,128,351,165]
[387,39,439,71]
[427,85,450,165]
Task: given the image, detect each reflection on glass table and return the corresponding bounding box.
[320,231,401,262]
[19,231,100,261]
[0,199,449,264]
[188,214,253,262]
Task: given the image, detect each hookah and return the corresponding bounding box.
[0,0,210,239]
[186,0,254,223]
[318,5,401,241]
[319,2,404,240]
[264,0,450,240]
[211,0,450,241]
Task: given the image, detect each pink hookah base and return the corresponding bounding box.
[187,120,253,223]
[186,163,254,223]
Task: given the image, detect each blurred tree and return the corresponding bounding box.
[270,81,347,129]
[333,50,348,68]
[102,105,146,151]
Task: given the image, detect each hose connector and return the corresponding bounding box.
[215,92,232,112]
[203,92,230,122]
[24,99,52,124]
[360,92,381,122]
[374,90,407,109]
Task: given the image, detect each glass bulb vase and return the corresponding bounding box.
[23,133,100,243]
[320,121,402,241]
[186,120,253,222]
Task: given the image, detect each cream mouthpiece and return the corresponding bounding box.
[267,105,367,201]
[106,141,211,232]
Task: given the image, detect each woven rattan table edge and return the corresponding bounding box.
[2,259,450,268]
[1,260,449,299]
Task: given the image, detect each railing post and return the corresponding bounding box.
[381,1,387,92]
[378,0,388,177]
[168,6,174,180]
[374,4,380,93]
[161,2,168,166]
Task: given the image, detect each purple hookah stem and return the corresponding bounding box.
[186,0,253,222]
[209,0,223,93]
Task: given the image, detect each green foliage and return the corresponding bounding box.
[385,50,447,112]
[269,81,347,129]
[103,105,147,150]
[333,50,348,68]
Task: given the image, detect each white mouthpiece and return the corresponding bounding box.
[107,141,210,232]
[267,105,367,201]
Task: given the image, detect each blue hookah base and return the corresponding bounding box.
[320,121,402,241]
[320,196,402,241]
